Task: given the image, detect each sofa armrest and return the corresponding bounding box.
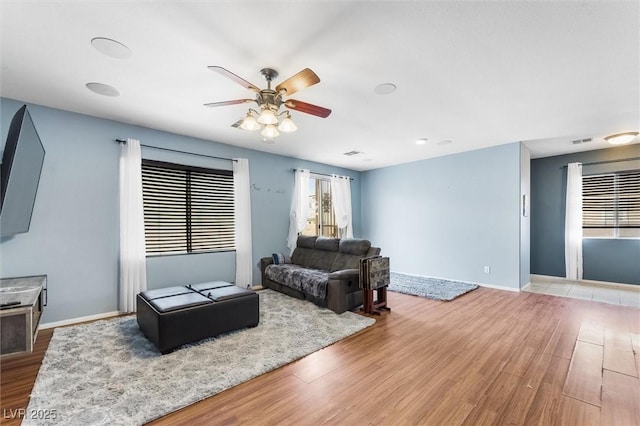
[327,269,362,314]
[259,257,274,271]
[260,257,274,286]
[328,269,359,280]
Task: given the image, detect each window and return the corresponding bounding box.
[141,160,235,255]
[582,170,640,238]
[302,177,338,238]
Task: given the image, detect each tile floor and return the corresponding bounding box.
[524,275,640,308]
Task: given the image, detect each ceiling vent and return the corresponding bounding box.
[343,150,364,156]
[571,138,593,145]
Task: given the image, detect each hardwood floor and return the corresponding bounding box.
[1,287,639,425]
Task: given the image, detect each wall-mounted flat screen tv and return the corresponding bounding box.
[0,105,45,237]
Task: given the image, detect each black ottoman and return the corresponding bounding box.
[136,282,259,354]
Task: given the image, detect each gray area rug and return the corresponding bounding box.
[25,289,375,426]
[389,272,479,301]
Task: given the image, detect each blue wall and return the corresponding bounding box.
[0,98,362,322]
[530,145,640,285]
[10,93,634,325]
[361,142,524,290]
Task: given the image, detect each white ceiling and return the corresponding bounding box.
[1,1,638,171]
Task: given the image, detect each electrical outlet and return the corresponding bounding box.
[484,266,491,274]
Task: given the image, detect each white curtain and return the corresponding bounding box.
[119,138,147,313]
[331,174,353,238]
[287,169,310,254]
[565,162,583,280]
[233,158,253,288]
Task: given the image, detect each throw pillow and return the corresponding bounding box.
[272,253,291,265]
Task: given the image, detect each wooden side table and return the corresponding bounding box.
[360,256,391,315]
[362,286,390,315]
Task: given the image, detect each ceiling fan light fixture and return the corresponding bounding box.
[257,108,278,125]
[278,114,297,132]
[604,132,638,145]
[261,124,280,139]
[240,112,260,131]
[205,66,330,141]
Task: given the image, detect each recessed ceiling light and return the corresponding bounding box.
[91,37,132,59]
[437,140,453,146]
[416,138,428,145]
[374,83,397,95]
[86,82,120,97]
[604,131,638,145]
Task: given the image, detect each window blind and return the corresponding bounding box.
[141,160,235,255]
[582,171,640,230]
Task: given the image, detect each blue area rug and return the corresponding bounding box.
[389,272,479,301]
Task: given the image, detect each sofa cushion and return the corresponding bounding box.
[315,237,340,252]
[264,264,330,299]
[291,235,317,266]
[296,235,317,248]
[307,237,339,270]
[329,239,373,271]
[330,253,365,272]
[291,247,314,267]
[339,238,371,255]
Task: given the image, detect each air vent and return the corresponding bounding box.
[343,150,364,156]
[571,138,593,145]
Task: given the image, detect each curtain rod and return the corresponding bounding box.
[115,139,236,162]
[292,168,354,180]
[562,157,640,168]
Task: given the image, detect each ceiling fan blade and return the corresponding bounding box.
[275,68,320,96]
[285,99,332,118]
[208,66,260,92]
[203,99,254,107]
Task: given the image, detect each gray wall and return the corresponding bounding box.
[530,144,640,285]
[361,142,524,290]
[0,98,362,322]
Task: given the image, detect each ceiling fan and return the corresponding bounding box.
[204,66,331,139]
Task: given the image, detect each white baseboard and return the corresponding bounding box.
[531,274,640,291]
[40,311,121,330]
[477,283,521,293]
